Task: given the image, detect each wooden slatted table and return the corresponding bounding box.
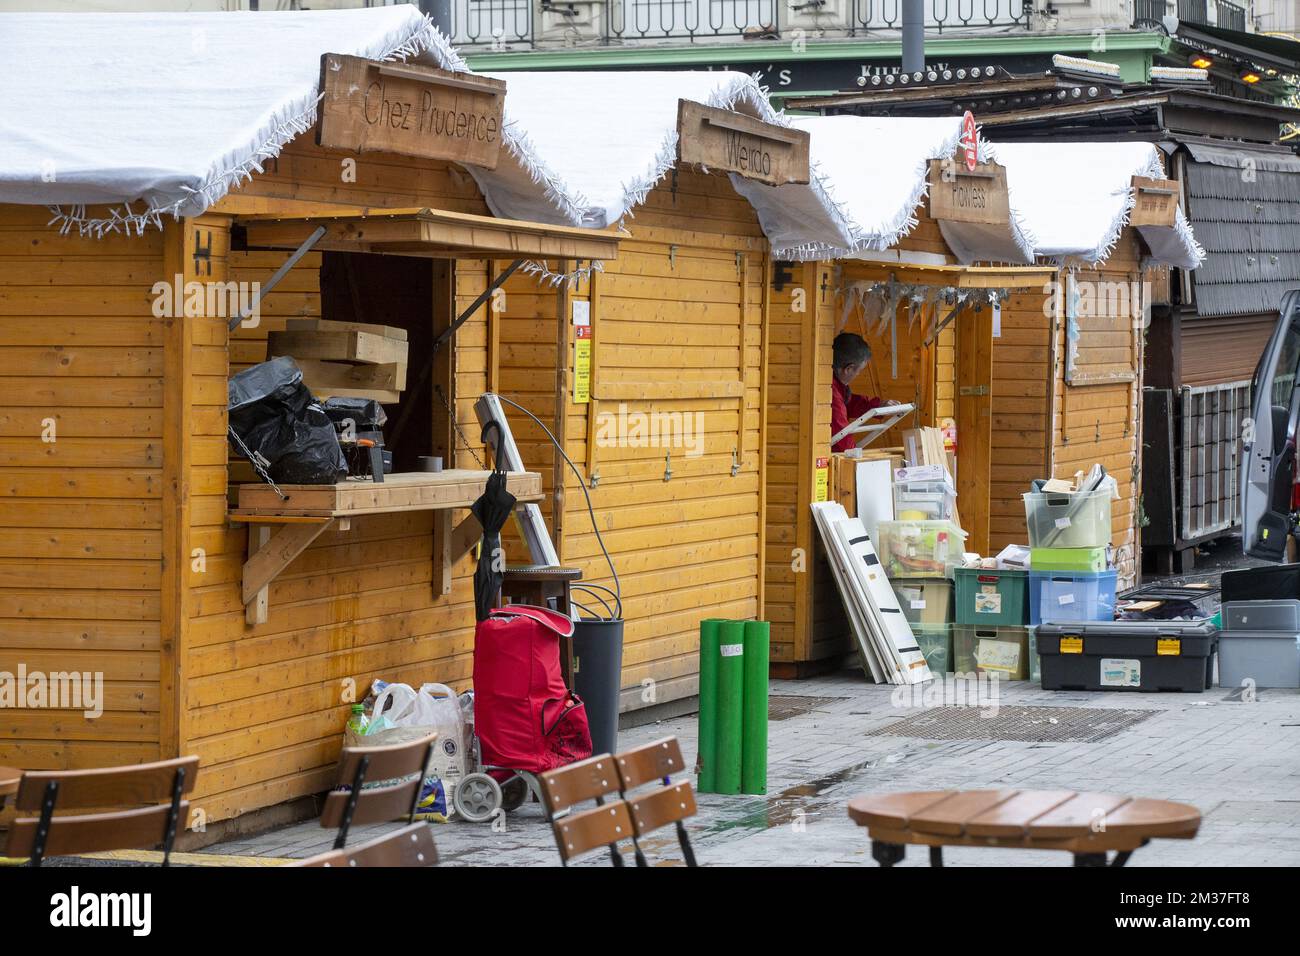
[848,789,1200,867]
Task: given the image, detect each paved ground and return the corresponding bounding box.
[190,541,1299,868]
[202,671,1300,867]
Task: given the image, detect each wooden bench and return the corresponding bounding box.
[4,757,199,867]
[848,788,1201,867]
[614,738,698,867]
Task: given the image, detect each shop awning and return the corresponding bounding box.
[840,260,1057,289]
[239,207,624,261]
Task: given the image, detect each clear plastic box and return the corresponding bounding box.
[892,577,954,626]
[1028,570,1118,626]
[914,624,953,675]
[954,625,1030,679]
[892,479,956,522]
[875,520,967,579]
[1022,489,1112,549]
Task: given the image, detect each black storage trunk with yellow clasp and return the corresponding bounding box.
[1035,620,1219,693]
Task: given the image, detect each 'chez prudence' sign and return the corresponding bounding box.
[676,100,811,187]
[316,54,505,169]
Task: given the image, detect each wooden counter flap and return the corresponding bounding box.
[239,207,625,262]
[232,469,543,519]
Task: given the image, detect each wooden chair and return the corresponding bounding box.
[3,756,199,867]
[296,822,438,868]
[320,733,438,849]
[614,737,699,867]
[538,753,636,866]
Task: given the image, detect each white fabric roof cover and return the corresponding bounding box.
[0,8,476,235]
[471,70,855,251]
[992,141,1204,269]
[736,114,1036,263]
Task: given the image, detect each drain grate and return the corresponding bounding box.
[768,695,848,721]
[867,705,1158,744]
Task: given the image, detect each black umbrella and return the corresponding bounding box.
[471,421,517,621]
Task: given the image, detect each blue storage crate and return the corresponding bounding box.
[1029,570,1117,626]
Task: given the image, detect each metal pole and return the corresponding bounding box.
[421,0,454,37]
[902,0,924,74]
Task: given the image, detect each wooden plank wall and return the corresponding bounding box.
[1048,230,1145,587]
[0,204,165,772]
[181,141,495,822]
[764,261,842,663]
[988,287,1053,553]
[496,166,767,710]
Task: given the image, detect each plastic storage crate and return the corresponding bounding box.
[1029,547,1108,573]
[1029,570,1118,626]
[1023,489,1112,549]
[954,567,1028,627]
[1035,620,1217,692]
[892,578,953,626]
[914,625,953,676]
[1118,582,1218,621]
[875,519,966,579]
[892,479,956,522]
[1221,564,1300,603]
[1222,600,1300,631]
[954,625,1030,680]
[1218,631,1300,688]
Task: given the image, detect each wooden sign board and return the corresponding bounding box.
[1129,176,1179,227]
[316,54,506,169]
[926,159,1010,226]
[676,99,811,186]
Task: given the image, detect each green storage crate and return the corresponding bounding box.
[1030,547,1108,572]
[892,578,954,626]
[914,624,953,675]
[954,625,1030,680]
[954,567,1028,627]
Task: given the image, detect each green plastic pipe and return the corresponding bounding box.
[741,620,770,795]
[697,619,722,793]
[715,620,746,795]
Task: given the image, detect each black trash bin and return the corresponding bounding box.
[571,617,624,757]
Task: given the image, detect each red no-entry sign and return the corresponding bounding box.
[961,111,978,171]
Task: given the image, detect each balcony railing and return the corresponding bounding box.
[447,0,534,48]
[1215,0,1246,31]
[445,0,1029,48]
[1132,0,1167,25]
[849,0,1029,35]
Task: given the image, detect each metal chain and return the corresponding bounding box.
[434,384,484,469]
[227,425,287,500]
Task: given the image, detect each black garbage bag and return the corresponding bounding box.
[227,356,347,485]
[321,396,388,436]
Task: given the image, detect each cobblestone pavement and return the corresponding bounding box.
[205,673,1300,867]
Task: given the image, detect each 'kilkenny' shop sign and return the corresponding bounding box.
[316,54,506,169]
[925,157,1010,227]
[676,99,811,186]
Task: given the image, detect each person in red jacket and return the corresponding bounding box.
[830,333,891,452]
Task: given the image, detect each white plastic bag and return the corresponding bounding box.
[367,682,468,809]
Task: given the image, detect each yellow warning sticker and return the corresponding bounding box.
[814,457,829,502]
[573,328,592,404]
[1157,638,1181,656]
[1059,636,1084,654]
